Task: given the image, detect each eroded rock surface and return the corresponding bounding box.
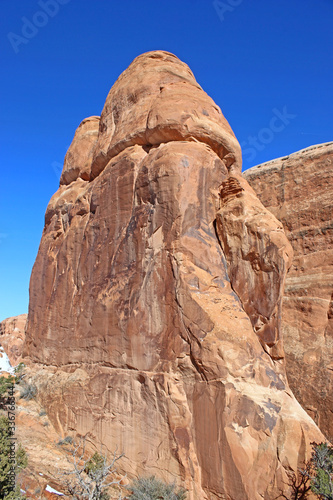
[0,314,27,366]
[24,51,325,500]
[60,116,100,185]
[216,175,293,360]
[90,51,242,179]
[244,142,333,441]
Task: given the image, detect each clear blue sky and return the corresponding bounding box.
[1,0,332,321]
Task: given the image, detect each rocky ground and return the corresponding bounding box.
[9,377,128,499]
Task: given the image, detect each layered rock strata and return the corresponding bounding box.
[244,142,333,441]
[24,51,324,500]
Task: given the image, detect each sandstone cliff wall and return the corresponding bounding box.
[244,142,333,442]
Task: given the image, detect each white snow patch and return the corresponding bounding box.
[0,346,14,374]
[45,485,64,496]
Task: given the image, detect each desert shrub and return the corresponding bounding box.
[39,409,46,417]
[311,442,333,499]
[57,436,73,446]
[280,442,333,500]
[3,486,27,500]
[0,375,15,397]
[13,363,25,384]
[19,382,37,400]
[60,439,124,499]
[84,452,107,475]
[127,475,186,500]
[0,375,15,412]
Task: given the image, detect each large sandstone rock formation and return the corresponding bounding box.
[0,314,27,366]
[24,51,325,500]
[244,142,333,442]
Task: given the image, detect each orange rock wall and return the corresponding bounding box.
[244,142,333,441]
[24,52,325,500]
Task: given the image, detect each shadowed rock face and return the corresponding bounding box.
[24,51,324,500]
[244,142,333,442]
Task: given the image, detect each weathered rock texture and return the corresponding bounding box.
[244,142,333,442]
[60,116,100,185]
[11,378,128,500]
[0,314,27,366]
[216,175,293,361]
[24,51,325,500]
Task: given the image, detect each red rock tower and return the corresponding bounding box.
[24,51,325,499]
